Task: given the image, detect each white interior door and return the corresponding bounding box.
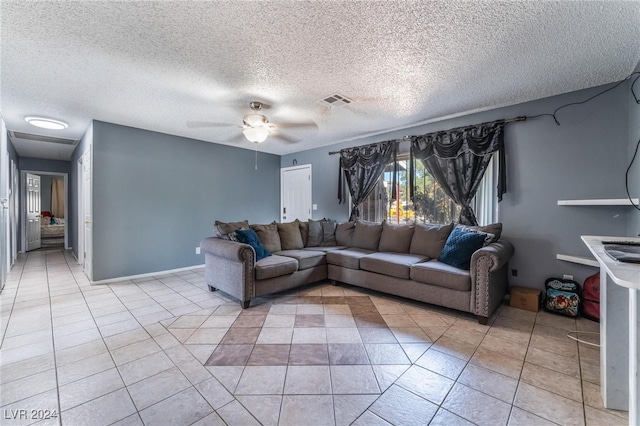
[281,165,312,222]
[1,120,9,289]
[11,159,18,263]
[82,150,92,280]
[26,173,41,252]
[77,158,84,266]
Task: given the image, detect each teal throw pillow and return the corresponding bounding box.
[438,226,487,270]
[236,229,271,261]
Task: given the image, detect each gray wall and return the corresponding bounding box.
[282,83,634,290]
[19,157,71,175]
[8,137,19,168]
[39,175,52,213]
[91,121,280,281]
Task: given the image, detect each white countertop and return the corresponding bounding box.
[582,236,640,290]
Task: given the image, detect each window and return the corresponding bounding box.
[359,154,497,225]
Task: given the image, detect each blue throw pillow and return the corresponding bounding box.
[235,229,271,261]
[438,226,488,270]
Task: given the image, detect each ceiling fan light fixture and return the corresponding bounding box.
[243,126,269,143]
[24,116,69,130]
[243,113,268,127]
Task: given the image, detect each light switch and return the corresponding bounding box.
[312,204,318,210]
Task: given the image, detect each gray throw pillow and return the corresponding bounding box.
[351,220,383,251]
[277,221,304,250]
[409,222,454,258]
[296,220,309,247]
[307,219,324,247]
[214,220,249,238]
[335,221,356,247]
[320,220,337,246]
[378,221,414,253]
[458,222,502,243]
[250,223,282,253]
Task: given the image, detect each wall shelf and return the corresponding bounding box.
[557,198,639,206]
[556,253,599,268]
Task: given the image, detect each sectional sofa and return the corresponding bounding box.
[200,219,514,323]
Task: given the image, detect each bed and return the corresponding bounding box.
[40,211,65,238]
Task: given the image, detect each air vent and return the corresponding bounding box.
[320,93,352,107]
[9,131,77,145]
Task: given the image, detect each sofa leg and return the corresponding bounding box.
[242,300,250,309]
[476,315,488,325]
[208,285,217,292]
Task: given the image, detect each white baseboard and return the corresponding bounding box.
[91,264,206,285]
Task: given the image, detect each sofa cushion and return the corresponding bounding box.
[296,220,309,247]
[335,221,355,247]
[255,255,298,280]
[307,219,324,247]
[235,229,271,261]
[326,248,375,270]
[438,226,487,270]
[303,246,347,252]
[277,221,304,250]
[351,220,383,251]
[378,221,414,253]
[409,223,454,258]
[321,220,338,246]
[275,249,326,270]
[410,260,471,291]
[214,220,249,238]
[360,252,429,279]
[251,223,282,253]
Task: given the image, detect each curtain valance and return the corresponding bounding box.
[338,140,398,221]
[410,120,506,225]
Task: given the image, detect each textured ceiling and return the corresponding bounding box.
[2,1,640,160]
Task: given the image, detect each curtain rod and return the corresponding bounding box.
[328,115,527,155]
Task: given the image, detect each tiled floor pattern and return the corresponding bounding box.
[0,249,629,425]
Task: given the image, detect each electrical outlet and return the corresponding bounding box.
[563,274,573,281]
[195,247,201,255]
[511,269,518,277]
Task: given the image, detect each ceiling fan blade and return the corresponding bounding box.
[271,131,300,144]
[224,133,246,143]
[186,121,237,128]
[274,120,318,130]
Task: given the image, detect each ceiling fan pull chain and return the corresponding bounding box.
[255,142,258,170]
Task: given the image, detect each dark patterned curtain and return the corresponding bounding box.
[410,120,506,225]
[338,140,398,221]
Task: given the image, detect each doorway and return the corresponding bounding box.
[280,164,312,222]
[21,171,68,251]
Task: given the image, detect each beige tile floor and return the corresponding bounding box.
[0,249,629,426]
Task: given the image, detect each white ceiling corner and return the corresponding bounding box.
[2,1,640,160]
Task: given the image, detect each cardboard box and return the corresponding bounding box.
[509,286,541,312]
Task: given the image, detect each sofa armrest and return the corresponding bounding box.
[471,240,514,272]
[200,237,256,305]
[200,237,255,263]
[470,239,515,322]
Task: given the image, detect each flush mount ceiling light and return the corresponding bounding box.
[243,126,269,143]
[24,116,69,130]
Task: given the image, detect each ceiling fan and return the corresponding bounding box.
[187,101,317,144]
